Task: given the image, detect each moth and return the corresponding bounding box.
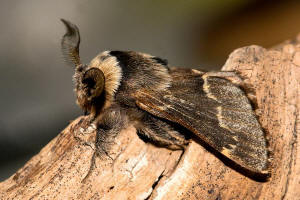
[61,19,269,176]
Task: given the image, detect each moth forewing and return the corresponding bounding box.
[134,70,269,175]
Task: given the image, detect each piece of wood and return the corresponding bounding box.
[0,37,299,199]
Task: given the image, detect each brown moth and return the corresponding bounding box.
[61,19,269,177]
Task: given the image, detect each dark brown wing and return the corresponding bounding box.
[134,68,269,174]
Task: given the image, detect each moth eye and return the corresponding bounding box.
[82,77,96,89]
[82,68,105,99]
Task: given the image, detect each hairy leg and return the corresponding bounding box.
[82,105,128,182]
[95,105,128,158]
[137,113,189,150]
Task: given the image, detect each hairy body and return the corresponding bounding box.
[61,19,269,177]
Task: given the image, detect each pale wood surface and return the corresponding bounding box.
[0,37,299,200]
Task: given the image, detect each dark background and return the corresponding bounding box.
[1,0,300,181]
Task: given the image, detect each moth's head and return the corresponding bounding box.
[61,19,106,113]
[61,19,169,113]
[73,64,105,112]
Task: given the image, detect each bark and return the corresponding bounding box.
[0,36,299,200]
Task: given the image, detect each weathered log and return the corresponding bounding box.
[0,36,299,199]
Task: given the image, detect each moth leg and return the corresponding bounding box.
[137,114,189,150]
[73,118,97,151]
[82,105,128,181]
[94,105,128,159]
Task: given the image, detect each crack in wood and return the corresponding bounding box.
[145,171,165,200]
